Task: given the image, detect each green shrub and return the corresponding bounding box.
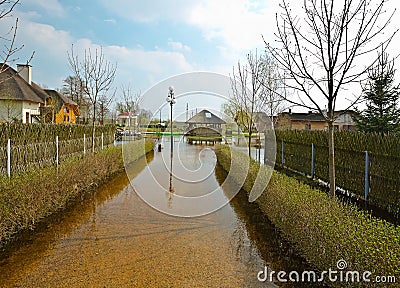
[0,139,153,247]
[0,124,117,175]
[275,130,400,214]
[216,144,400,287]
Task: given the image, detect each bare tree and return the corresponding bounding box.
[68,46,117,152]
[265,0,397,196]
[61,75,90,124]
[230,50,268,157]
[0,0,34,76]
[259,53,287,125]
[0,99,20,123]
[116,84,142,129]
[98,89,115,125]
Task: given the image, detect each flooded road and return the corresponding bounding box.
[0,141,310,287]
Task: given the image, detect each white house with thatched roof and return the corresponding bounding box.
[0,64,80,124]
[0,64,46,123]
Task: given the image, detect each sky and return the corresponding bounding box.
[2,0,400,119]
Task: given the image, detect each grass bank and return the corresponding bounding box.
[0,140,154,248]
[215,144,399,287]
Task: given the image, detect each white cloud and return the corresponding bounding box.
[104,19,117,25]
[29,0,65,17]
[104,45,194,85]
[188,0,278,52]
[168,39,191,52]
[4,14,195,91]
[97,0,280,64]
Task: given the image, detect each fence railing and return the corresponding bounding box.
[0,132,115,176]
[275,130,400,215]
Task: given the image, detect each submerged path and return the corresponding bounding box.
[0,142,308,287]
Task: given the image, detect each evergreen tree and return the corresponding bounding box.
[355,51,400,134]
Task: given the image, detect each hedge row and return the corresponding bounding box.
[216,144,400,287]
[0,124,116,175]
[275,130,400,214]
[0,139,154,248]
[0,123,116,145]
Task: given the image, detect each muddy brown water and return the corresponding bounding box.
[0,141,318,288]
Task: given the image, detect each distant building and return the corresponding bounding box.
[117,112,137,127]
[0,64,80,124]
[275,110,356,131]
[186,109,226,133]
[0,64,45,123]
[185,109,226,144]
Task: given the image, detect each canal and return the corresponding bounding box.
[0,140,313,287]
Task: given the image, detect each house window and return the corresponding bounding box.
[205,112,212,118]
[334,125,339,131]
[305,123,311,130]
[25,112,30,124]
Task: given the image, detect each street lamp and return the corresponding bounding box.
[166,86,176,153]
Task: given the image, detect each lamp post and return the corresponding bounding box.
[166,86,176,153]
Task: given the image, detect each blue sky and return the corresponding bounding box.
[3,0,400,118]
[5,0,278,117]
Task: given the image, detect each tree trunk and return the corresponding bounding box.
[328,120,336,196]
[248,131,252,158]
[248,115,253,158]
[92,103,96,153]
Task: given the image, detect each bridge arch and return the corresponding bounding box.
[185,126,223,145]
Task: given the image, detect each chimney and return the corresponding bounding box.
[17,64,32,85]
[288,108,292,114]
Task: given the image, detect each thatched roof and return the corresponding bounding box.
[0,64,45,104]
[44,89,78,110]
[186,109,225,124]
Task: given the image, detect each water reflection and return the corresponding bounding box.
[167,150,174,209]
[132,140,237,217]
[0,143,321,287]
[0,152,153,287]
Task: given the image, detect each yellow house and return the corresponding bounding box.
[42,89,80,124]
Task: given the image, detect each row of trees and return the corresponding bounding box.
[228,0,399,196]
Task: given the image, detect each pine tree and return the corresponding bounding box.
[355,51,400,134]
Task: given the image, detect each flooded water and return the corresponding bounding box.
[0,141,313,288]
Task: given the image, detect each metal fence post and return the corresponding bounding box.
[83,134,86,155]
[264,132,267,165]
[101,132,104,150]
[281,140,285,168]
[55,136,59,165]
[365,151,370,202]
[311,143,315,179]
[7,139,11,178]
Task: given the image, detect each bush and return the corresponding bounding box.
[216,144,400,287]
[275,130,400,214]
[0,139,153,247]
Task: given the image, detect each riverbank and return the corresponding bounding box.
[215,145,399,287]
[0,140,154,250]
